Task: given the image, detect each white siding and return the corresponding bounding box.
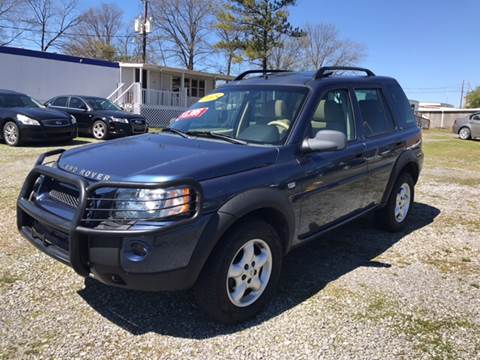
[0,51,119,102]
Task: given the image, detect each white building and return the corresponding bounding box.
[0,46,231,127]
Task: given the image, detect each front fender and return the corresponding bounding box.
[217,187,296,251]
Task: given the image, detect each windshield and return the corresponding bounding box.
[171,86,307,145]
[0,94,43,108]
[84,97,121,111]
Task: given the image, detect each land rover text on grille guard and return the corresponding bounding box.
[17,148,202,278]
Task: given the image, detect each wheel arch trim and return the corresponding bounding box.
[380,150,420,206]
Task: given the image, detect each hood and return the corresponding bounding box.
[14,107,69,120]
[58,133,278,182]
[94,110,144,120]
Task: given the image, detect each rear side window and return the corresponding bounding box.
[386,82,417,128]
[354,89,394,137]
[52,97,68,107]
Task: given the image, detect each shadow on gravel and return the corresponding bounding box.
[78,202,440,339]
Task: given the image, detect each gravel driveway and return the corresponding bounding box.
[0,131,479,359]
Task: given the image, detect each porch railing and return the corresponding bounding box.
[110,82,200,111]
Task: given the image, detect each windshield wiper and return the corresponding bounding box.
[187,131,248,145]
[162,127,190,138]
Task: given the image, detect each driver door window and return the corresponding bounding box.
[69,97,87,110]
[309,89,355,141]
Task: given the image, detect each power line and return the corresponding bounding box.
[0,23,147,39]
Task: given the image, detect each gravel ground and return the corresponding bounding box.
[0,131,479,359]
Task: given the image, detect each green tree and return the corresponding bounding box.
[214,6,244,76]
[465,86,480,108]
[226,0,303,72]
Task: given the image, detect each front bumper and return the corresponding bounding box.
[109,121,148,136]
[17,150,211,291]
[20,124,77,142]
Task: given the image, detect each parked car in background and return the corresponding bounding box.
[453,112,480,140]
[0,89,77,146]
[45,96,148,140]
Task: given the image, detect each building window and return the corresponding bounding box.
[171,77,207,97]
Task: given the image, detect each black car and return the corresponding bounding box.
[0,89,77,146]
[45,95,148,140]
[17,67,423,323]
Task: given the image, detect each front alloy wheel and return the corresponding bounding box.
[92,120,109,140]
[194,220,282,324]
[459,127,471,140]
[226,239,273,307]
[3,121,20,146]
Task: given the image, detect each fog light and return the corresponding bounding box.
[131,242,148,257]
[125,241,151,262]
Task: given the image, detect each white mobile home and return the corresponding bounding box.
[0,46,231,127]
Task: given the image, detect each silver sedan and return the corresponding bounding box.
[453,112,480,140]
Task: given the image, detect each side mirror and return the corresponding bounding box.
[472,115,480,121]
[301,130,347,153]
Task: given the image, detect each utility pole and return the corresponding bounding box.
[459,80,465,108]
[142,0,149,64]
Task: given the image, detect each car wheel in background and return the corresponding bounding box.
[458,127,471,140]
[3,121,21,146]
[92,120,109,140]
[194,220,283,324]
[375,172,414,232]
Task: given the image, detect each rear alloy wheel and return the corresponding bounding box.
[92,120,109,140]
[194,220,282,324]
[458,127,471,140]
[3,121,21,146]
[375,172,414,232]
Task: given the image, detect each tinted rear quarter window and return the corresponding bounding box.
[354,88,395,137]
[386,82,417,128]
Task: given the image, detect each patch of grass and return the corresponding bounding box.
[430,175,480,187]
[0,273,19,287]
[358,292,478,360]
[422,130,480,171]
[436,214,480,233]
[400,316,474,359]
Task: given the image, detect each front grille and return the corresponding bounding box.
[43,119,70,127]
[49,189,79,208]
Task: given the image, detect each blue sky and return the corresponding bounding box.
[79,0,479,104]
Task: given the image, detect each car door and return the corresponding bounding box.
[353,87,404,205]
[470,114,480,137]
[68,97,92,133]
[296,88,369,238]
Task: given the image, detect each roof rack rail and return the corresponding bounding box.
[234,69,291,81]
[314,66,375,79]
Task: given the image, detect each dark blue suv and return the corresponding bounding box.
[17,67,423,323]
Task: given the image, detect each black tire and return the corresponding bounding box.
[194,220,283,324]
[91,120,109,140]
[3,121,21,146]
[458,127,471,140]
[375,172,414,232]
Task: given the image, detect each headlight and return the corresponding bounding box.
[70,115,77,124]
[113,187,192,221]
[110,117,129,124]
[17,114,40,126]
